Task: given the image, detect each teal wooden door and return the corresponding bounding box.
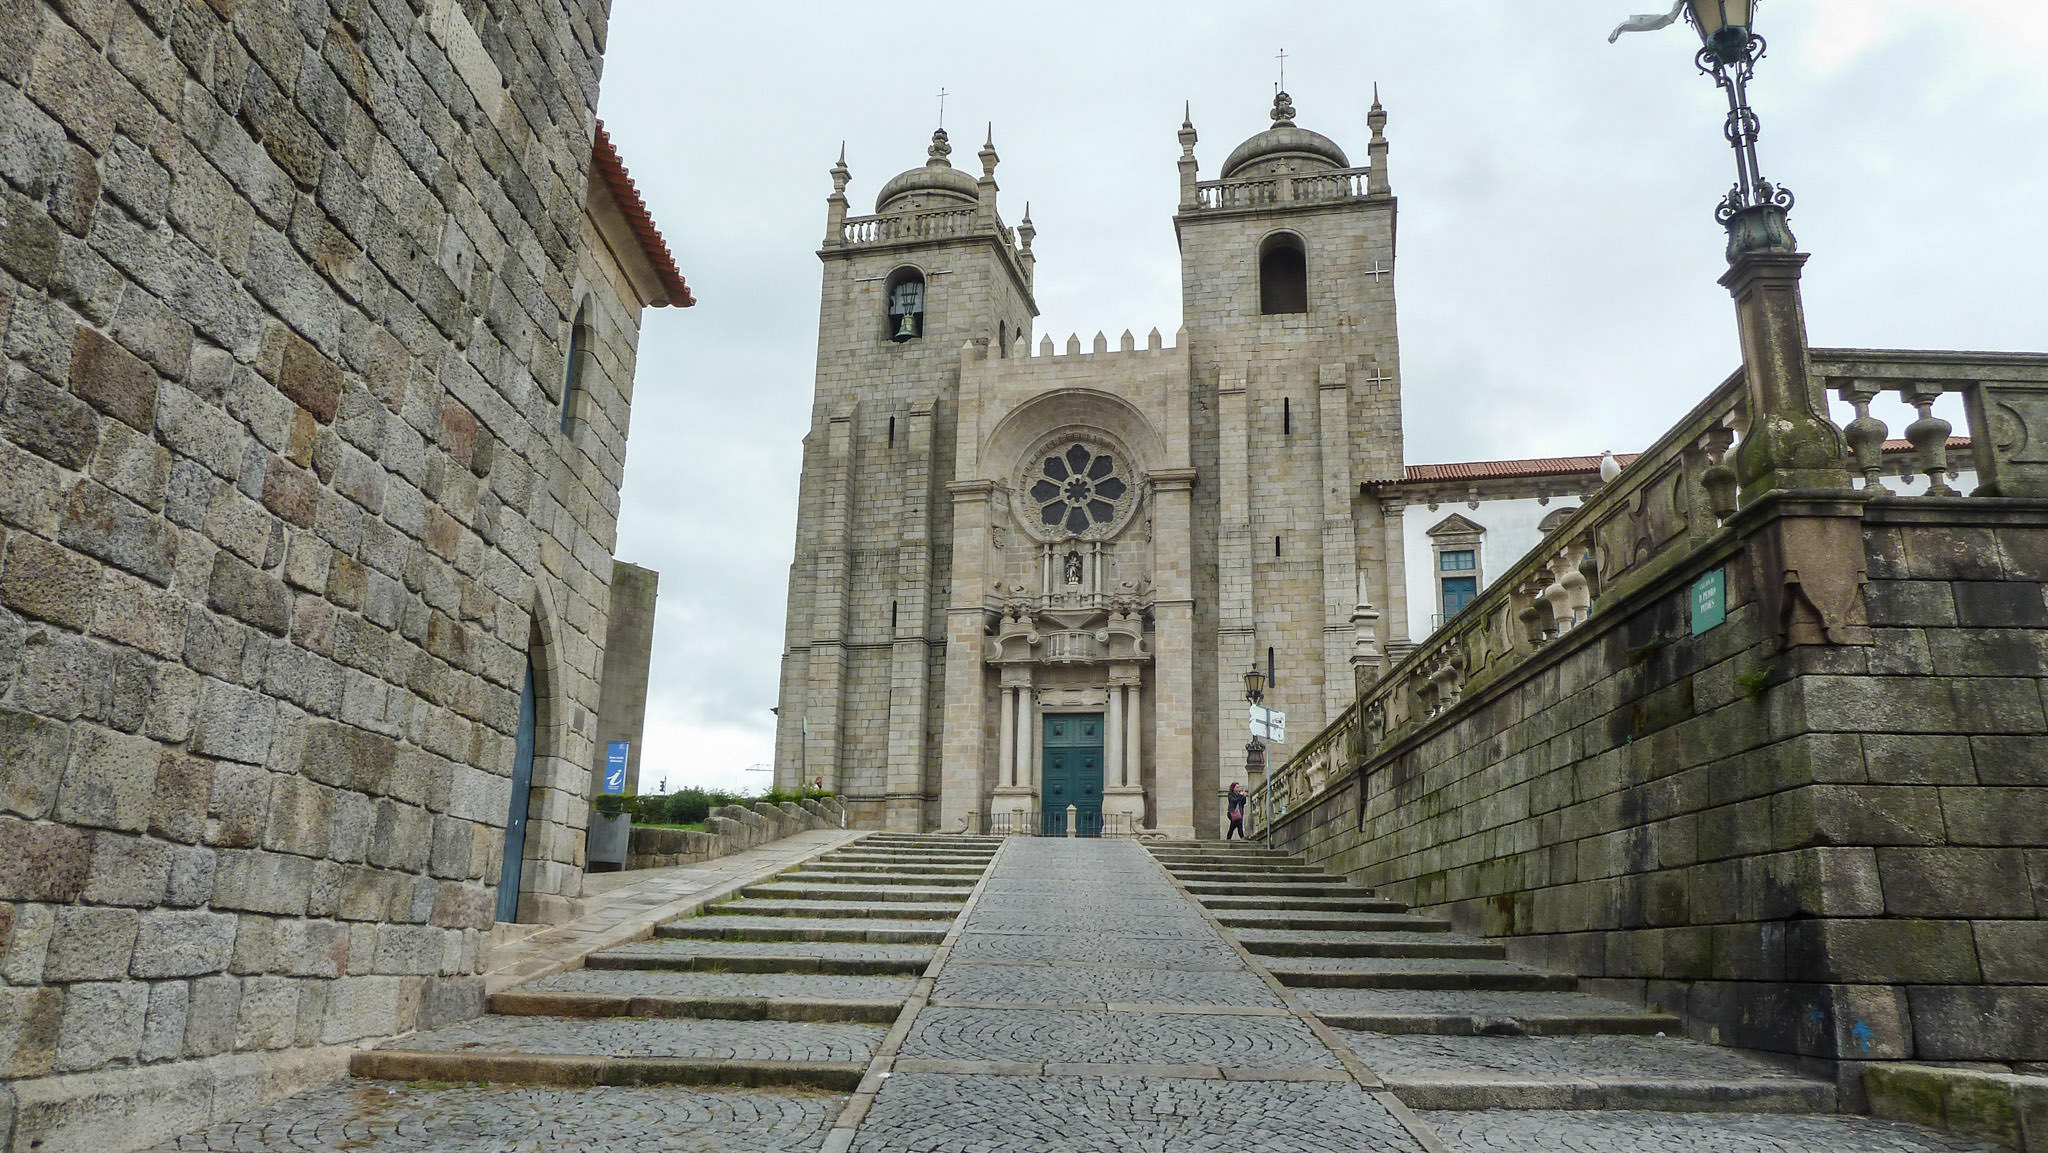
[1041,713,1104,835]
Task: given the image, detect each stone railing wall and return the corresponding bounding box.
[625,798,847,870]
[1262,350,2048,1086]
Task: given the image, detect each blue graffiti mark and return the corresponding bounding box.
[1805,1005,1826,1026]
[1852,1020,1876,1053]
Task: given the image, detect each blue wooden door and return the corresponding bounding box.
[495,663,536,922]
[1041,713,1104,835]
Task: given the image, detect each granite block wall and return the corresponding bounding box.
[1273,502,2048,1079]
[0,1,645,1148]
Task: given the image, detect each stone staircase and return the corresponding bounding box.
[350,833,1000,1091]
[1148,841,1841,1116]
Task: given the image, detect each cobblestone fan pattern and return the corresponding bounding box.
[1419,1110,2005,1152]
[902,1007,1340,1068]
[852,839,1427,1150]
[935,962,1283,1007]
[851,1074,1423,1153]
[375,1014,885,1063]
[147,1081,842,1153]
[520,969,919,1000]
[1335,1031,1813,1082]
[949,931,1245,966]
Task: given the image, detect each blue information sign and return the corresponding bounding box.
[603,741,629,795]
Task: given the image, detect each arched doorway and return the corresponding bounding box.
[495,653,538,923]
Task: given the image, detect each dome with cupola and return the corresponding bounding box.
[1220,91,1351,179]
[876,128,982,213]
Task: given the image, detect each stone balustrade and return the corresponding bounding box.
[1192,167,1374,212]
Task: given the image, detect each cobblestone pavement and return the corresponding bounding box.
[521,969,919,1000]
[850,1074,1425,1153]
[935,961,1283,1007]
[374,1014,886,1063]
[1334,1031,1811,1082]
[902,1007,1340,1067]
[852,839,1431,1152]
[145,1082,843,1152]
[1419,1110,2005,1151]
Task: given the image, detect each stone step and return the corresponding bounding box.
[1149,850,1299,863]
[803,862,987,876]
[1198,895,1410,913]
[588,937,934,976]
[490,970,911,1024]
[738,882,970,904]
[1298,989,1684,1036]
[1180,880,1365,897]
[1214,911,1448,933]
[1334,1030,1837,1112]
[353,1014,880,1091]
[774,870,978,887]
[1171,872,1327,880]
[659,915,949,944]
[1233,929,1507,960]
[1267,957,1577,991]
[819,855,994,867]
[864,836,1003,849]
[711,897,962,920]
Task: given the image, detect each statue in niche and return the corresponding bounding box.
[1064,550,1084,587]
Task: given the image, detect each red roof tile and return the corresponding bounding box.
[592,121,693,308]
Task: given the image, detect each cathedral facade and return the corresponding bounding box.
[774,94,1411,838]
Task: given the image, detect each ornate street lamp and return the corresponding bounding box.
[1243,661,1267,842]
[1242,662,1266,706]
[1684,0,1795,260]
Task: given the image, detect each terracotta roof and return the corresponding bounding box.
[1401,454,1640,483]
[591,121,693,308]
[1398,438,1972,485]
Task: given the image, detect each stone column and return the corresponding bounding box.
[998,685,1017,787]
[1214,370,1255,822]
[1150,468,1200,839]
[1017,685,1035,791]
[1123,683,1141,787]
[939,481,996,833]
[1104,680,1123,788]
[1723,244,1854,503]
[1318,364,1357,724]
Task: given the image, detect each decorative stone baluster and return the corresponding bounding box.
[1835,379,1890,490]
[1698,422,1740,521]
[1544,552,1578,633]
[1902,382,1958,496]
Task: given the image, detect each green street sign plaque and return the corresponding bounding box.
[1691,568,1727,635]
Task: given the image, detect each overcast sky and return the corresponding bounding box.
[593,0,2047,796]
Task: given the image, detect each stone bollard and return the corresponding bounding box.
[1067,804,1078,838]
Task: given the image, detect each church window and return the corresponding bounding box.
[998,321,1008,357]
[1260,234,1308,315]
[1029,443,1129,538]
[561,299,593,434]
[885,268,926,342]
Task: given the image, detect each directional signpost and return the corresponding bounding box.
[1249,705,1286,744]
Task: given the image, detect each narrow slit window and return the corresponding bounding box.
[1283,397,1291,435]
[561,300,592,434]
[1275,536,1282,558]
[891,601,899,630]
[888,415,896,447]
[1267,647,1277,690]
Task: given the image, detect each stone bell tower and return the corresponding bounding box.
[774,127,1039,830]
[1174,90,1409,820]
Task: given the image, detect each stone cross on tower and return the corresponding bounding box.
[936,87,949,129]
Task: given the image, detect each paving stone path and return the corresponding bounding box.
[149,835,2000,1151]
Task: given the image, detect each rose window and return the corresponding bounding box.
[1028,443,1130,537]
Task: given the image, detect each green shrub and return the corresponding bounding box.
[661,787,742,825]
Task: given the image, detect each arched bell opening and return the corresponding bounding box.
[1259,232,1308,315]
[884,266,926,342]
